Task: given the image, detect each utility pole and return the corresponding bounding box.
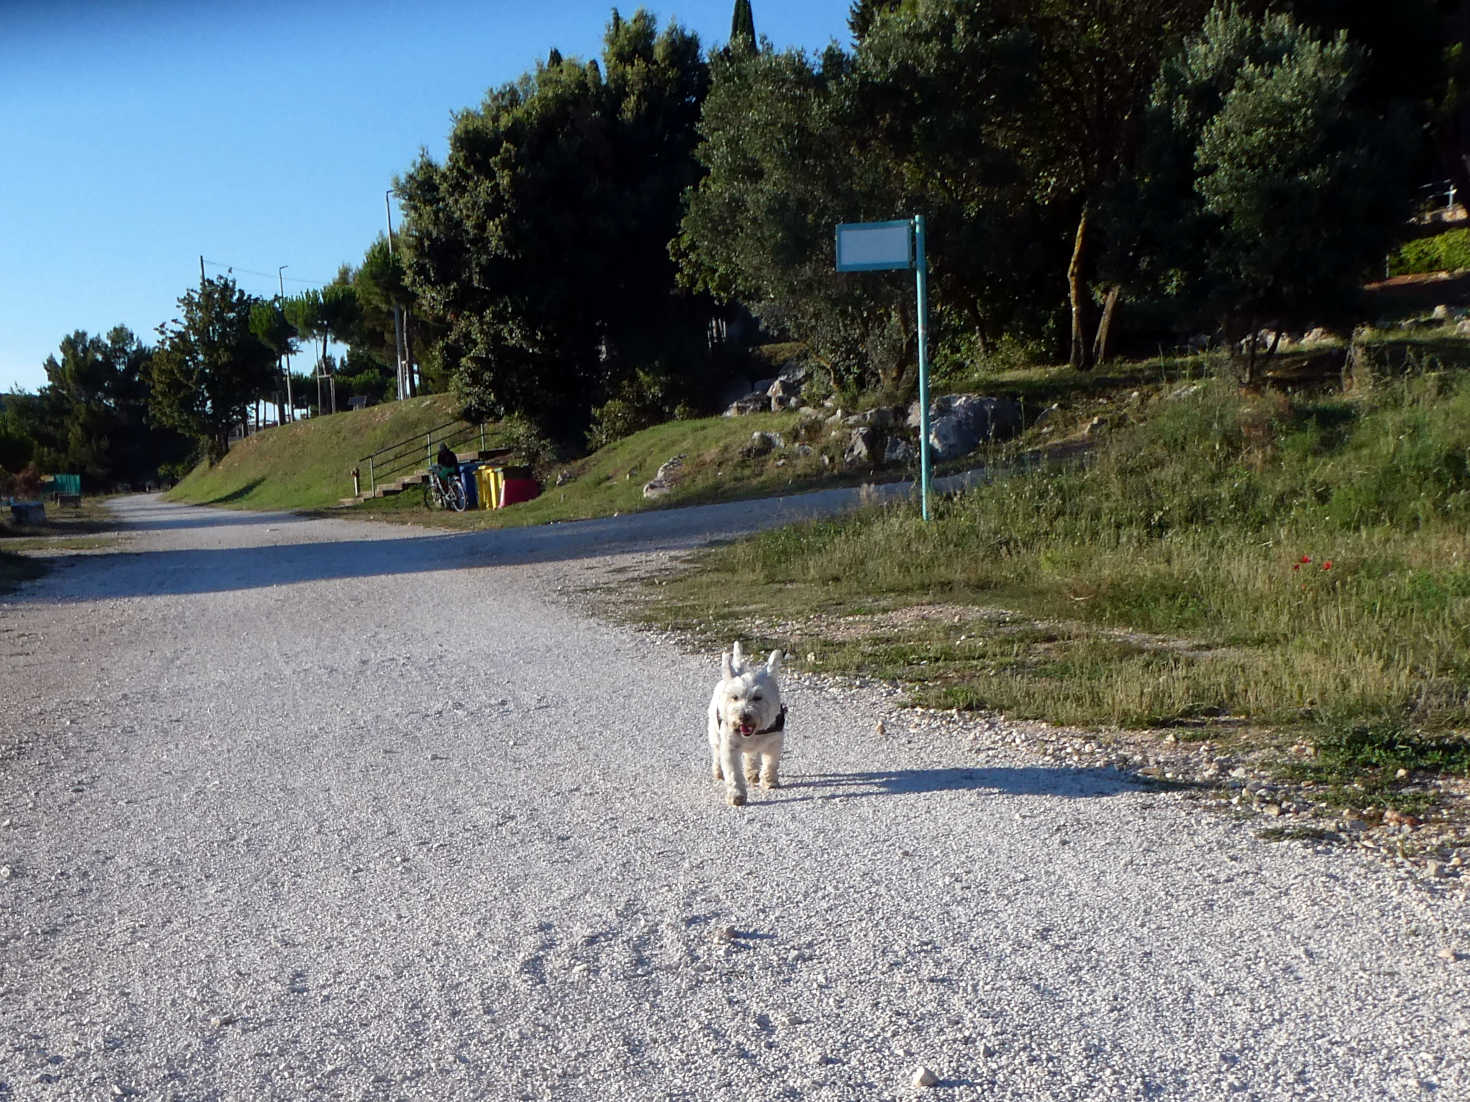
[278,266,295,422]
[199,254,206,291]
[385,190,408,401]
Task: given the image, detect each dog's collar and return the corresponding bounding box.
[752,705,787,736]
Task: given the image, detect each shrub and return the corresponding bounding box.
[587,397,659,452]
[1387,227,1470,276]
[498,414,558,480]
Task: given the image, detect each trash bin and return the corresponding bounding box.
[499,465,541,507]
[475,465,501,510]
[457,462,479,509]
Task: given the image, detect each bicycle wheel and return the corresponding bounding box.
[423,479,438,509]
[448,479,467,511]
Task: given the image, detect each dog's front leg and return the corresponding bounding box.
[720,736,747,806]
[759,736,783,789]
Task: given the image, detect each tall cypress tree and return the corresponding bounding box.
[847,0,899,44]
[730,0,755,53]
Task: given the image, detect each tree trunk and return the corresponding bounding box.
[1068,208,1095,372]
[1092,285,1120,366]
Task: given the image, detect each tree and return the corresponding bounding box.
[1126,5,1416,379]
[1000,0,1214,370]
[677,0,1041,398]
[729,0,756,52]
[24,326,175,489]
[847,0,900,44]
[282,283,359,415]
[150,276,278,462]
[353,235,435,399]
[397,8,711,441]
[249,300,299,422]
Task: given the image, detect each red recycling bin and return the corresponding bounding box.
[499,476,540,507]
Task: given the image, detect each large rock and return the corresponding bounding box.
[767,377,803,411]
[843,426,881,467]
[724,363,811,416]
[741,431,783,458]
[641,455,685,499]
[884,436,914,465]
[906,395,1022,461]
[723,393,767,416]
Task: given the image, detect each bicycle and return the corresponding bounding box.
[423,465,468,511]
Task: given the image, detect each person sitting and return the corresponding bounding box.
[435,442,457,479]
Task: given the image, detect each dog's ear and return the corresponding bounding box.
[721,649,734,680]
[731,641,745,671]
[765,649,782,675]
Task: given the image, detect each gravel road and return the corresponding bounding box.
[2,493,1467,1101]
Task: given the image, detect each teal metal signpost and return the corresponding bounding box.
[835,215,932,520]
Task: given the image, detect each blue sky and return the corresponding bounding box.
[1,0,853,394]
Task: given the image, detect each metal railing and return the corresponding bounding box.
[356,418,490,496]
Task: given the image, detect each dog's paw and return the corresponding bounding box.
[725,790,747,807]
[760,777,781,790]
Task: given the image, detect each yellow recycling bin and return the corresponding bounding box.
[475,465,503,509]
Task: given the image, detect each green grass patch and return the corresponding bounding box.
[171,394,468,511]
[628,369,1470,770]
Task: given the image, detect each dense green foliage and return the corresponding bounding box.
[11,0,1469,487]
[1122,7,1415,374]
[151,276,280,463]
[397,10,713,442]
[0,327,190,491]
[1389,227,1470,276]
[676,1,1047,397]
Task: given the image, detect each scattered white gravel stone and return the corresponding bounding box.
[912,1065,939,1087]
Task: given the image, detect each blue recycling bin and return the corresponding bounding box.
[457,462,479,509]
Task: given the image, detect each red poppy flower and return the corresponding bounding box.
[1300,555,1312,564]
[1322,561,1332,570]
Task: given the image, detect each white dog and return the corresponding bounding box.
[707,642,786,806]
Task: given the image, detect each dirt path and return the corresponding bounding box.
[1,495,1466,1100]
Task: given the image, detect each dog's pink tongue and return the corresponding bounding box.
[739,722,754,735]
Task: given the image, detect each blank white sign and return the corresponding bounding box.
[835,220,912,271]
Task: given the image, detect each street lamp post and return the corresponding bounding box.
[385,190,408,400]
[278,265,295,422]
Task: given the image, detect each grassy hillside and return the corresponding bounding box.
[170,394,464,510]
[171,395,888,528]
[618,341,1470,854]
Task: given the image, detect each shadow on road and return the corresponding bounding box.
[7,492,871,603]
[93,496,304,533]
[784,765,1141,801]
